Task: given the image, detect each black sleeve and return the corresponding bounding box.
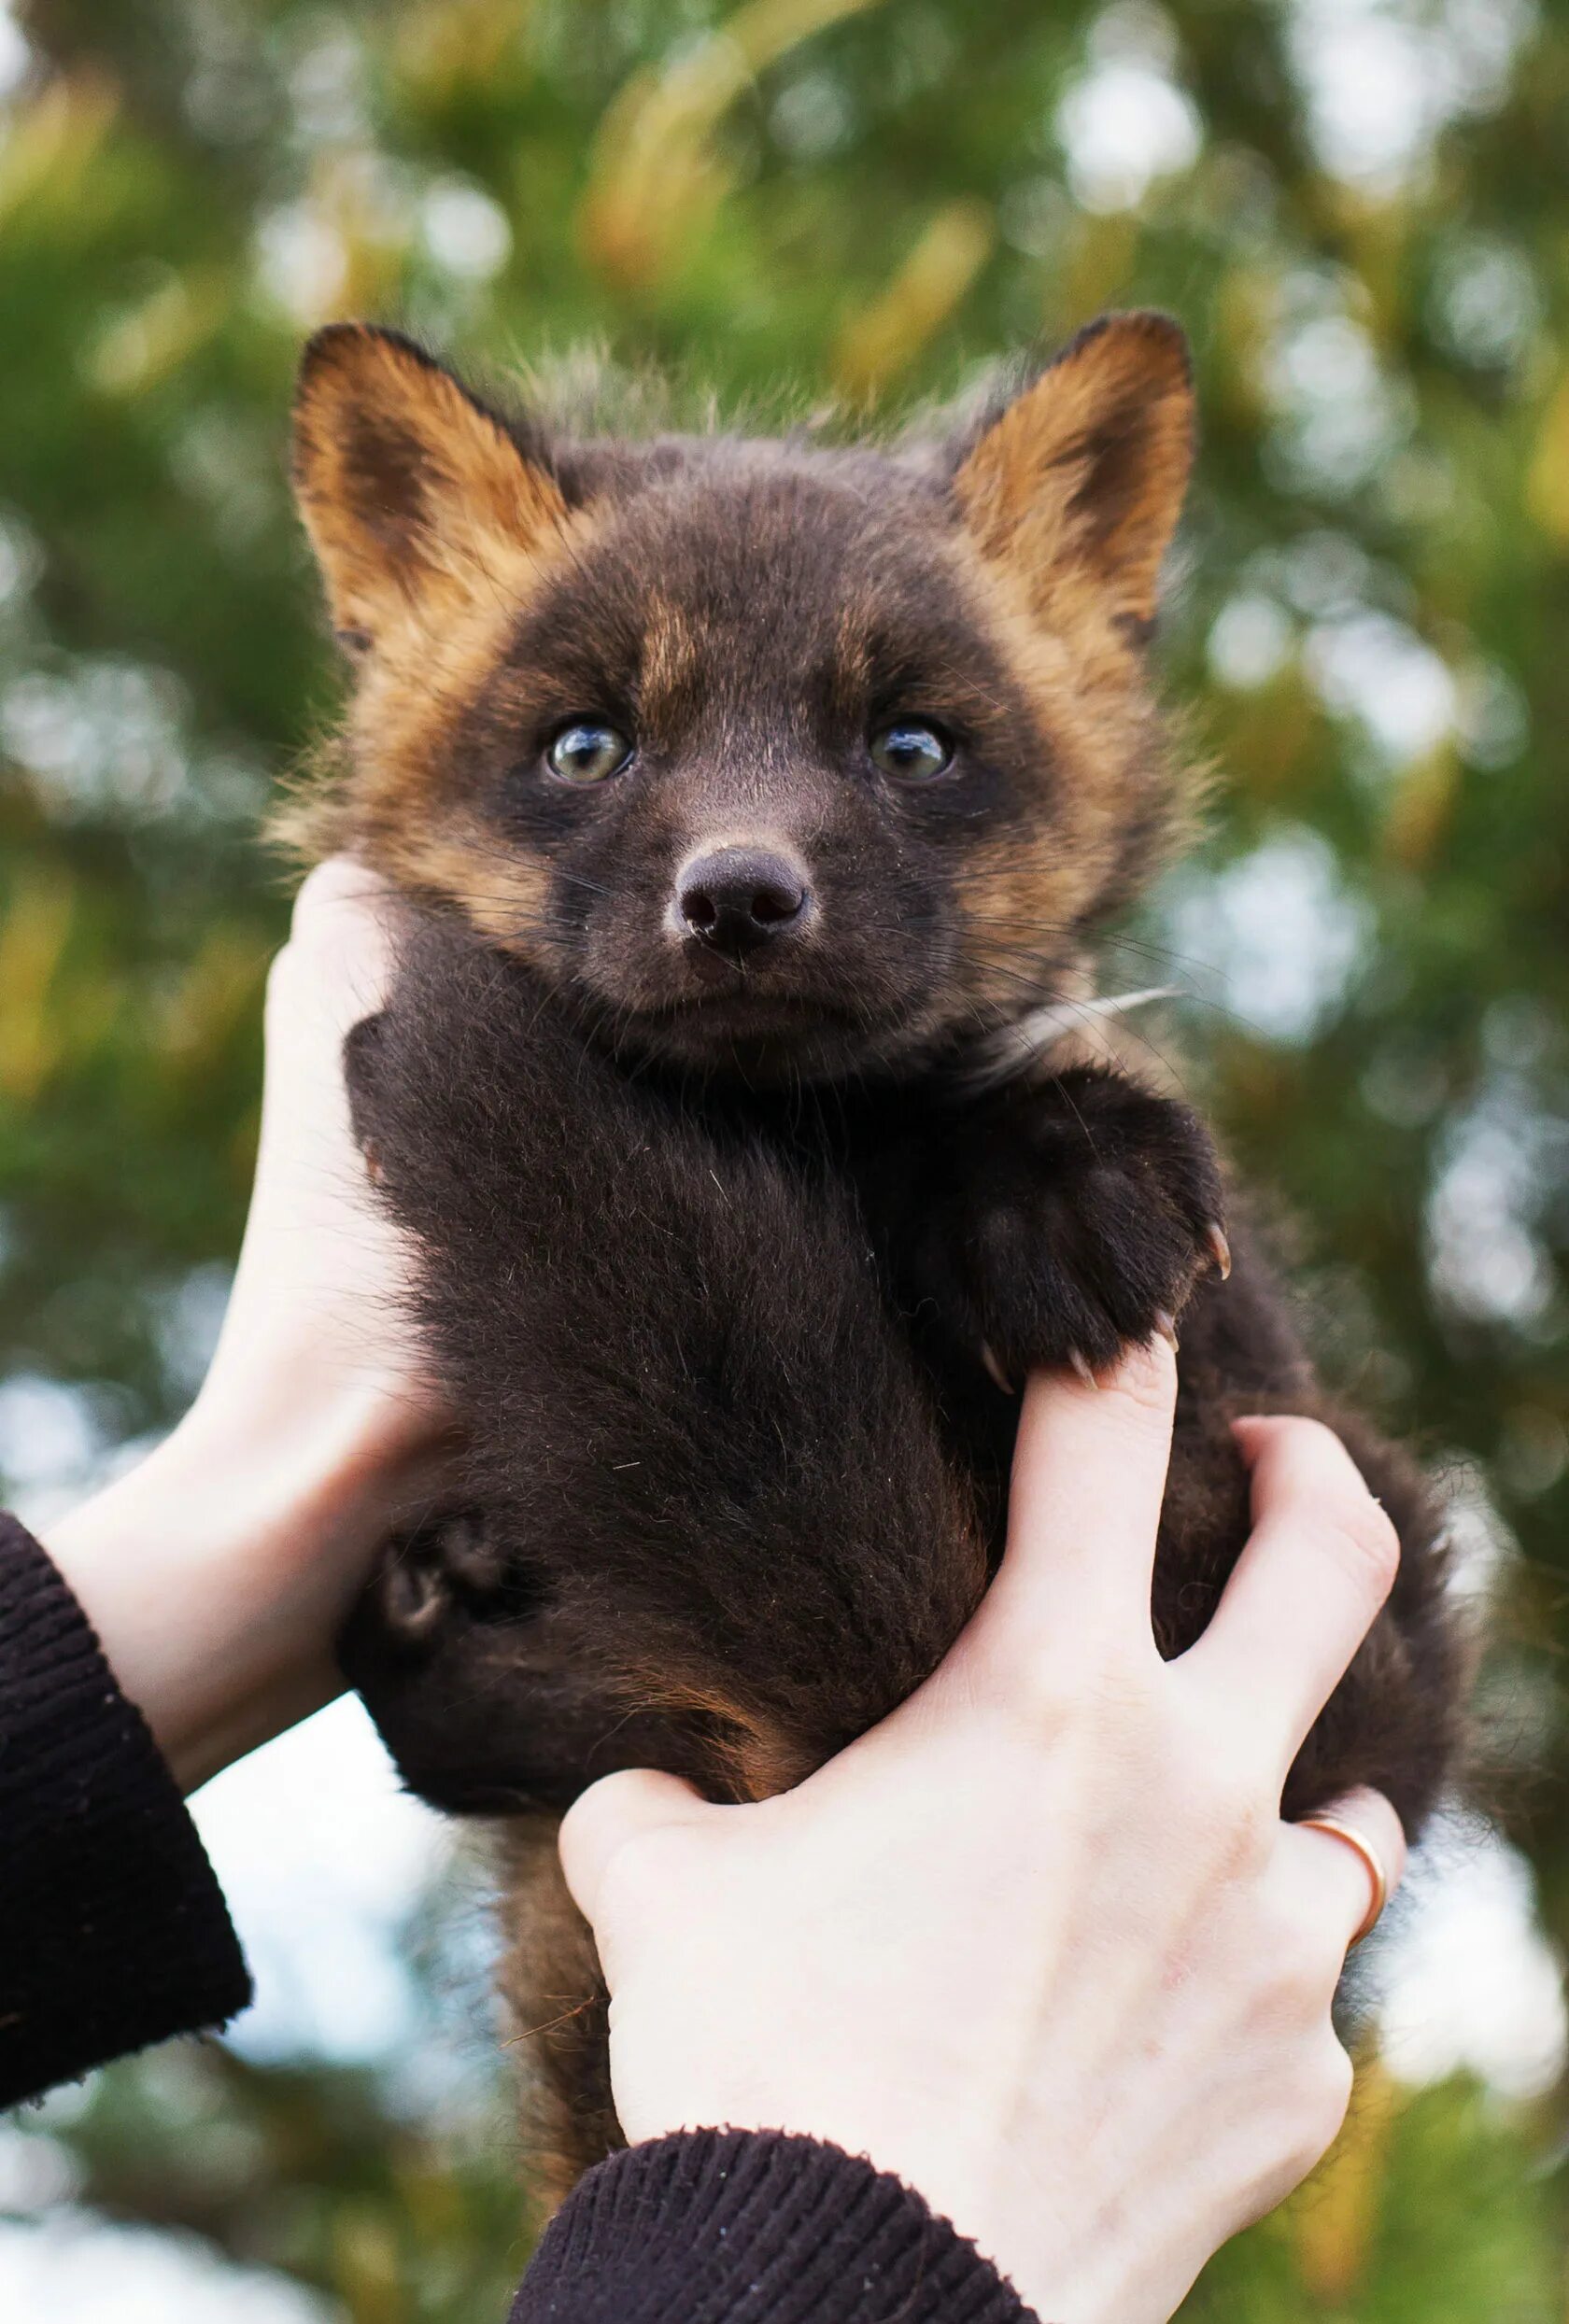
[513,2127,1036,2323]
[0,1514,1037,2321]
[0,1513,251,2106]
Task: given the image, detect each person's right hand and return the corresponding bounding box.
[561,1340,1406,2324]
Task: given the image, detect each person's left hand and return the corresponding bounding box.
[46,858,449,1789]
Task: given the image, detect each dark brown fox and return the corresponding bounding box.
[283,315,1466,2201]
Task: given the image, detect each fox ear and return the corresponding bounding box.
[291,324,569,651]
[953,312,1194,633]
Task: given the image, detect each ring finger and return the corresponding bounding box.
[1279,1785,1408,1960]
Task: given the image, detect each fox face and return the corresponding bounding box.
[289,315,1196,1079]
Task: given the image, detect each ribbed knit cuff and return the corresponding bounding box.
[512,2127,1037,2323]
[0,1514,251,2106]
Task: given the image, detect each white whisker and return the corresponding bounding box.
[956,986,1177,1091]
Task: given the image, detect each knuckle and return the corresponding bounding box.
[588,1817,691,1925]
[1007,1655,1086,1745]
[1254,1867,1342,1977]
[1269,1421,1402,1607]
[1273,2049,1353,2189]
[263,944,298,1016]
[289,861,386,979]
[289,866,339,942]
[1264,1912,1339,2013]
[1277,2123,1331,2193]
[1011,1661,1075,1737]
[1104,1335,1179,1422]
[1305,2043,1355,2148]
[1056,1637,1161,1738]
[1247,1413,1319,1490]
[1209,1792,1273,1885]
[1000,1647,1169,1792]
[293,856,362,927]
[1332,1788,1408,1894]
[1319,1498,1401,1608]
[1173,1725,1269,1866]
[1264,1416,1350,1503]
[1280,1415,1343,1462]
[595,1824,666,1911]
[1008,1619,1154,1734]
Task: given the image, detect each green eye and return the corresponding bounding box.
[546,720,632,784]
[869,719,953,782]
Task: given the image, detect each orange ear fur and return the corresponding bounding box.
[290,323,570,649]
[954,311,1194,630]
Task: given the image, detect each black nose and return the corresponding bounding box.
[677,847,810,960]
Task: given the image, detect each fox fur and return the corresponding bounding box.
[280,316,1468,2202]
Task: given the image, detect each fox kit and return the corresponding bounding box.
[285,315,1465,2198]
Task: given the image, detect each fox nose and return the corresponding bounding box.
[676,847,811,960]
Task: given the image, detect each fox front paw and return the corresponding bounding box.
[905,1068,1228,1388]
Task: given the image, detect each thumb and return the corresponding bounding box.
[559,1766,710,1930]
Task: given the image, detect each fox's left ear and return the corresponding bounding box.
[953,312,1194,633]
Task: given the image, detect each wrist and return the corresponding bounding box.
[43,1381,425,1793]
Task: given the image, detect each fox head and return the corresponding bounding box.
[287,314,1195,1081]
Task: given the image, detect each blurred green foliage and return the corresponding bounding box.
[30,2045,540,2319]
[2,0,1568,2312]
[11,2049,1560,2322]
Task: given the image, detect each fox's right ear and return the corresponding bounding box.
[291,324,569,653]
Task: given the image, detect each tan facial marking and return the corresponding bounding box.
[640,592,701,711]
[942,531,1185,1020]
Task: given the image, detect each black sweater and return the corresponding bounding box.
[0,1514,1032,2322]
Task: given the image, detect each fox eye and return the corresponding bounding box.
[546,719,632,784]
[869,718,953,782]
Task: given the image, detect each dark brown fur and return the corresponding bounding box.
[283,318,1467,2204]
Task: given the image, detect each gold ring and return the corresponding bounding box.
[1299,1815,1389,1947]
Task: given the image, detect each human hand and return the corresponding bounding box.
[560,1342,1405,2324]
[47,858,446,1790]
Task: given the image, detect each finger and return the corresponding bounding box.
[278,857,399,1034]
[558,1767,709,1930]
[291,852,391,934]
[1184,1416,1401,1771]
[966,1336,1178,1674]
[1280,1786,1407,1954]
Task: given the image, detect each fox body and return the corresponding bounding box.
[285,317,1465,2197]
